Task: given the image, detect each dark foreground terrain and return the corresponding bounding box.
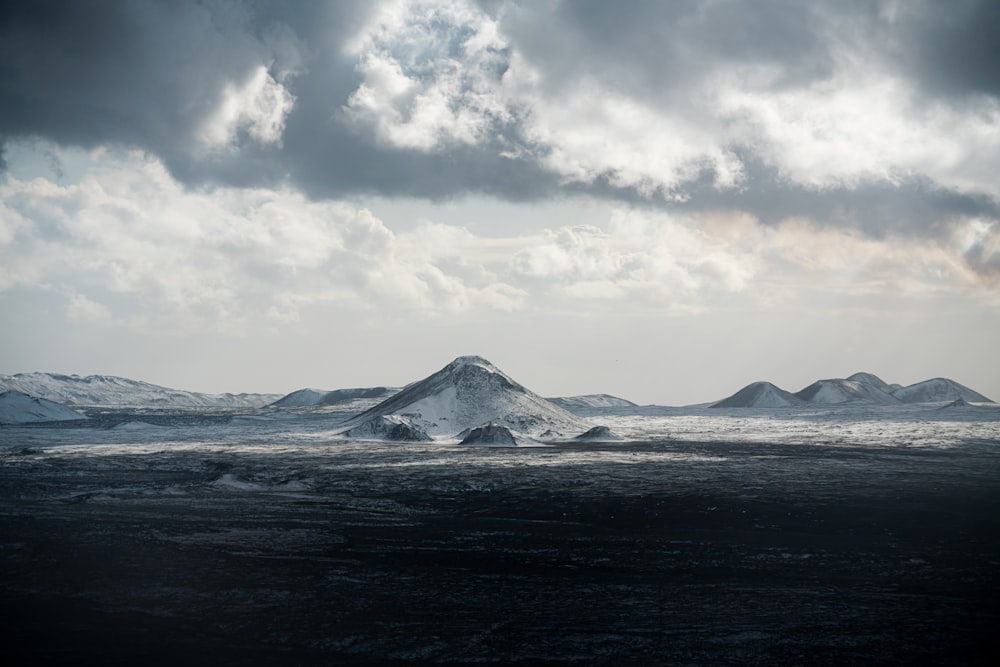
[1,425,999,665]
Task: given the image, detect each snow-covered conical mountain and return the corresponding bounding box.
[795,378,901,405]
[339,356,589,438]
[0,391,88,423]
[711,382,806,408]
[0,373,279,408]
[893,378,992,404]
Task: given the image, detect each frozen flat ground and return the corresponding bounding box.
[2,407,999,665]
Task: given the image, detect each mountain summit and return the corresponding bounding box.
[711,382,806,408]
[339,355,588,438]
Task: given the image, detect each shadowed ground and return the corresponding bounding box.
[1,434,999,665]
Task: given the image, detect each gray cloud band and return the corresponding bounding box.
[1,0,997,277]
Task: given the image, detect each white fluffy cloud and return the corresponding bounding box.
[341,0,1000,202]
[200,65,297,149]
[0,148,524,332]
[0,145,996,337]
[344,0,514,150]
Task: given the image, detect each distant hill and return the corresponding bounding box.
[892,378,991,404]
[0,373,279,409]
[712,373,993,408]
[338,356,590,439]
[268,386,398,409]
[794,377,901,405]
[711,382,806,408]
[548,394,637,411]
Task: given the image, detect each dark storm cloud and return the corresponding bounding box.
[0,1,278,149]
[1,0,998,238]
[894,0,1000,99]
[565,154,1000,238]
[497,0,841,100]
[505,0,1000,104]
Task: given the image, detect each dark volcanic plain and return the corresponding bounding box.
[1,415,999,665]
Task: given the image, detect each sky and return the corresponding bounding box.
[1,0,999,405]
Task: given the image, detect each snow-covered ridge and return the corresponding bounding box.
[0,372,280,408]
[0,390,88,423]
[892,378,991,404]
[268,386,398,409]
[549,394,637,410]
[713,373,993,408]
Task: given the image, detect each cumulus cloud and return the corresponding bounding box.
[3,147,994,337]
[0,149,525,332]
[199,65,296,149]
[1,0,999,276]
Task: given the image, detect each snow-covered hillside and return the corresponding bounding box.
[339,356,589,438]
[268,386,398,409]
[0,391,88,423]
[846,372,902,394]
[267,388,330,407]
[549,394,637,410]
[713,372,994,408]
[892,378,992,404]
[711,382,806,408]
[794,378,901,405]
[0,373,279,409]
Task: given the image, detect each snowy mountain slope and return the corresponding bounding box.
[892,378,992,404]
[0,372,279,408]
[711,382,807,408]
[0,391,88,423]
[267,388,330,407]
[795,379,901,405]
[549,394,637,410]
[713,372,993,409]
[268,386,399,409]
[341,415,432,442]
[339,356,589,438]
[572,425,624,442]
[846,372,899,395]
[459,422,519,446]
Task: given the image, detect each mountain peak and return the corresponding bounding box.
[446,355,497,370]
[340,356,587,438]
[711,381,805,408]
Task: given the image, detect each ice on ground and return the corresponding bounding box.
[231,411,300,423]
[110,420,164,431]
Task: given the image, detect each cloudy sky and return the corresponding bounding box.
[1,0,998,404]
